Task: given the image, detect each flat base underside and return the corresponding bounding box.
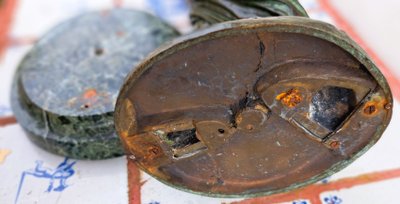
[116,25,391,196]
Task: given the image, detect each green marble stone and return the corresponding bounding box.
[11,9,179,160]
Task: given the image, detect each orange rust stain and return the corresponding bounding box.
[362,96,388,116]
[329,140,340,149]
[363,102,378,115]
[234,167,400,204]
[121,131,129,138]
[147,146,161,160]
[276,88,302,108]
[0,0,18,59]
[128,160,141,204]
[83,88,98,99]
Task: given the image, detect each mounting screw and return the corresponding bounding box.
[148,146,160,156]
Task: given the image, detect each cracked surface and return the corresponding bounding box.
[115,18,392,196]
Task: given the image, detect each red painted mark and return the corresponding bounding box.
[0,116,16,127]
[319,0,400,100]
[0,0,18,59]
[0,1,20,126]
[235,168,400,204]
[128,160,142,204]
[83,88,98,99]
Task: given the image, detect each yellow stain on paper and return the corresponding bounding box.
[0,149,11,164]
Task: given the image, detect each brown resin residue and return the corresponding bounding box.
[120,131,129,138]
[276,88,302,108]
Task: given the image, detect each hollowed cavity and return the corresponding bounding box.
[310,86,356,131]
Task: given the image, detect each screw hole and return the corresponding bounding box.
[94,48,104,56]
[385,103,392,110]
[148,147,160,155]
[218,129,225,134]
[329,141,340,149]
[246,124,254,130]
[364,104,377,115]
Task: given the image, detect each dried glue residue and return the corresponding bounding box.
[0,149,11,164]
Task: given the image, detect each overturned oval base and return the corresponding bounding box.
[115,17,392,197]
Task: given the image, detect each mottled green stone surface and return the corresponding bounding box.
[11,9,179,160]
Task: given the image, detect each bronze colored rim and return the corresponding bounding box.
[115,16,392,197]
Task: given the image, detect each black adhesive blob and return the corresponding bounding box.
[311,86,356,131]
[167,129,200,149]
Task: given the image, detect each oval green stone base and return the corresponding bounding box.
[11,9,179,160]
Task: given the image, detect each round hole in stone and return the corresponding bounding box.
[94,47,104,56]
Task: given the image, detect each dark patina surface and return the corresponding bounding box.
[115,17,392,197]
[190,0,308,27]
[11,9,179,159]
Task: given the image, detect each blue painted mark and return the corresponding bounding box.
[323,195,343,204]
[15,157,76,204]
[149,201,160,204]
[293,200,308,204]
